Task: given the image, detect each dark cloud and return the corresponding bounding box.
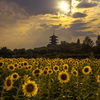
[72,20,82,23]
[72,12,87,18]
[40,24,50,28]
[51,17,59,19]
[91,19,98,22]
[92,0,100,2]
[77,1,98,8]
[68,22,90,30]
[1,0,60,15]
[72,31,97,37]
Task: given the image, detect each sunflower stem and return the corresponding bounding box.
[61,83,64,98]
[48,74,51,100]
[15,79,23,100]
[0,85,4,100]
[97,83,100,100]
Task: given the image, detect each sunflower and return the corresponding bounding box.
[47,63,51,68]
[63,64,69,71]
[31,58,36,63]
[23,61,28,67]
[34,61,39,66]
[32,68,42,77]
[48,69,53,75]
[28,65,32,70]
[58,71,70,83]
[82,66,92,75]
[19,62,24,67]
[11,72,20,80]
[53,65,59,72]
[42,70,48,75]
[18,65,22,69]
[40,65,43,69]
[44,66,49,70]
[0,61,4,68]
[25,66,29,71]
[22,80,38,97]
[97,75,100,82]
[4,76,13,91]
[7,64,15,71]
[14,63,18,68]
[71,70,78,76]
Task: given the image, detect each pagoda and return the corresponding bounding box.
[47,31,58,47]
[96,35,100,46]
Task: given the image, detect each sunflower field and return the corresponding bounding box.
[0,57,100,100]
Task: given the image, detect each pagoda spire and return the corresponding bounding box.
[53,30,55,35]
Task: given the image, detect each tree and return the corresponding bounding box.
[77,39,80,45]
[96,35,100,46]
[83,36,94,47]
[0,47,14,57]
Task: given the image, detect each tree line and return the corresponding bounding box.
[0,36,100,58]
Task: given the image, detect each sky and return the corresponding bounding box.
[0,0,100,50]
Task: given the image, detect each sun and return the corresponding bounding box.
[60,1,69,11]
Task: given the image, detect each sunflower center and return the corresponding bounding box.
[29,66,31,68]
[73,71,77,75]
[19,66,21,68]
[65,66,67,69]
[21,63,23,66]
[61,74,67,80]
[10,66,14,69]
[35,62,37,65]
[13,74,17,78]
[24,63,27,66]
[26,84,34,92]
[55,67,58,70]
[7,79,11,86]
[84,68,89,72]
[34,70,40,74]
[44,71,47,74]
[15,64,17,67]
[35,74,39,77]
[0,62,3,66]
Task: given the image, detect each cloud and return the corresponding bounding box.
[68,22,90,31]
[90,19,98,22]
[72,19,82,23]
[50,24,62,30]
[71,31,97,37]
[40,24,50,28]
[77,0,98,8]
[1,0,61,15]
[92,0,100,2]
[72,12,87,18]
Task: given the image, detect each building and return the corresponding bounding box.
[47,32,58,47]
[96,35,100,46]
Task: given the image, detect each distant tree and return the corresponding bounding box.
[83,36,94,47]
[77,39,80,45]
[0,47,14,57]
[20,48,26,55]
[96,35,100,46]
[26,49,33,55]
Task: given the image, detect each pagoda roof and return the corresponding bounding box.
[50,35,58,38]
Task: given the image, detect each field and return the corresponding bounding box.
[0,57,100,100]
